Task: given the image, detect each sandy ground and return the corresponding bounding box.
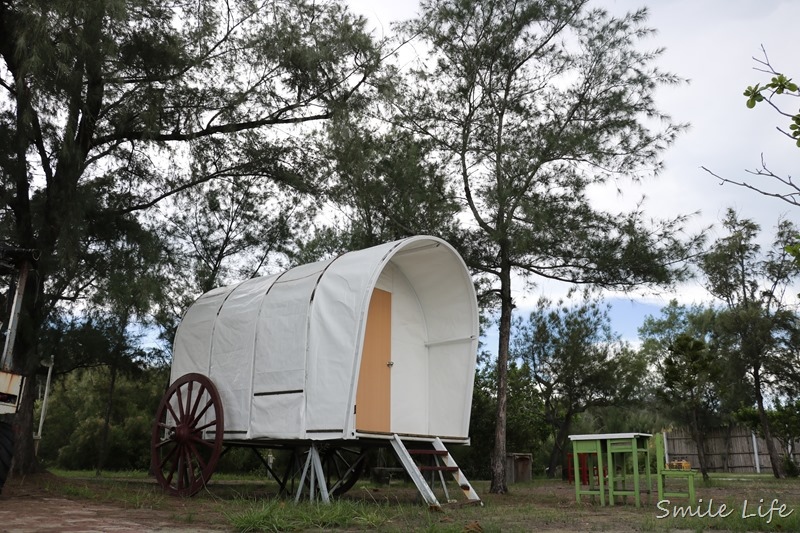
[0,474,229,533]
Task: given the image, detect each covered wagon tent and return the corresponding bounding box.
[152,236,482,507]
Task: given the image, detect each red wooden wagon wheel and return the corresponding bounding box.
[151,373,224,496]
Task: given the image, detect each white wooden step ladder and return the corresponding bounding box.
[390,434,482,509]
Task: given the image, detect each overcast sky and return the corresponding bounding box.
[347,0,800,340]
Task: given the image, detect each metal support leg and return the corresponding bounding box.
[295,444,330,503]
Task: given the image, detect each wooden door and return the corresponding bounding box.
[355,288,391,432]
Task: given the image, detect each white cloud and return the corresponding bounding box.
[346,0,800,337]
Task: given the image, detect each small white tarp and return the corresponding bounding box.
[171,236,479,442]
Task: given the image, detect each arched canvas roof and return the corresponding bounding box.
[171,236,478,441]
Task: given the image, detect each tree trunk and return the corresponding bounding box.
[11,368,41,476]
[690,413,709,481]
[489,264,513,494]
[10,273,46,477]
[723,424,733,473]
[546,416,572,479]
[755,382,786,478]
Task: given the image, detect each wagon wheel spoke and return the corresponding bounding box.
[156,437,176,450]
[175,452,186,490]
[185,381,194,421]
[166,403,181,427]
[190,436,216,449]
[192,398,214,427]
[165,455,177,486]
[159,442,179,470]
[186,441,208,472]
[189,384,206,422]
[327,451,345,482]
[151,373,224,497]
[176,386,186,423]
[320,446,367,497]
[193,420,217,434]
[183,446,197,488]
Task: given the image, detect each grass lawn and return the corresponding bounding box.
[24,470,800,532]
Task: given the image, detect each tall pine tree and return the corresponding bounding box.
[399,0,701,491]
[0,0,381,474]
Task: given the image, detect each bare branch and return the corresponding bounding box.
[702,157,800,208]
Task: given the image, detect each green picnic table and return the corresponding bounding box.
[568,432,653,507]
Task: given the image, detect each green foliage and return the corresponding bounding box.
[1,0,383,473]
[744,69,800,146]
[787,239,800,262]
[699,211,799,390]
[735,399,800,456]
[320,117,461,251]
[504,362,551,455]
[698,209,800,477]
[656,332,722,479]
[638,301,716,359]
[461,354,550,479]
[401,0,700,291]
[786,238,800,294]
[784,454,799,478]
[744,85,765,109]
[36,366,168,471]
[516,294,645,412]
[660,335,720,413]
[513,292,646,475]
[706,50,800,213]
[637,301,747,439]
[581,405,670,435]
[461,360,497,480]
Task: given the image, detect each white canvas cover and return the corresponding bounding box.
[170,236,479,442]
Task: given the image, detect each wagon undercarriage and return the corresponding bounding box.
[151,372,481,508]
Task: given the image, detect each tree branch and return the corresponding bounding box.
[702,159,799,208]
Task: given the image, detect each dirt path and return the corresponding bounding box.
[0,475,230,533]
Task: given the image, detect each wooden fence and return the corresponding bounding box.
[665,426,800,473]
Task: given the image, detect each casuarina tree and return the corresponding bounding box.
[0,0,381,475]
[513,293,646,479]
[699,209,800,479]
[398,0,701,492]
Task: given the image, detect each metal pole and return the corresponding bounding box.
[1,261,29,370]
[36,356,55,440]
[752,432,761,474]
